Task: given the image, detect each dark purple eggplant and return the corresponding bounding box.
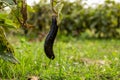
[44,15,58,60]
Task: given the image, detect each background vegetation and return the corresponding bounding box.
[26,0,120,38]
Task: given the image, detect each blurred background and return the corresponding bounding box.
[25,0,120,40]
[1,0,120,40]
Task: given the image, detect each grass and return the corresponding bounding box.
[0,36,120,80]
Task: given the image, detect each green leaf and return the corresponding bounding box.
[0,13,18,28]
[0,13,8,19]
[5,19,18,28]
[1,0,15,5]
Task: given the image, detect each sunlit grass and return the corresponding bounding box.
[0,36,120,79]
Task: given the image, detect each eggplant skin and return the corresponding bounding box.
[44,16,58,60]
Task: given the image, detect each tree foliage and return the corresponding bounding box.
[28,0,120,38]
[60,0,120,38]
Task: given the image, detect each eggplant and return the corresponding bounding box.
[44,15,58,60]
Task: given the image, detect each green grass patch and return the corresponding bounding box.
[0,36,120,80]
